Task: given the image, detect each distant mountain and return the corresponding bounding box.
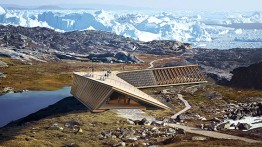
[1,4,144,10]
[2,4,67,10]
[1,4,33,10]
[35,5,64,10]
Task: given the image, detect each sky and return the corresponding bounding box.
[0,0,262,11]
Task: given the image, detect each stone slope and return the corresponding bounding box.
[229,61,262,89]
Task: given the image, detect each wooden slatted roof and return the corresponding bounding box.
[117,65,207,88]
[71,65,207,111]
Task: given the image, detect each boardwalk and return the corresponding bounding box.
[166,123,260,143]
[171,94,191,119]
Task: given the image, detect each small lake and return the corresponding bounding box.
[0,87,72,127]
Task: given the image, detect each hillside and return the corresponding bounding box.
[229,61,262,89]
[0,25,191,63]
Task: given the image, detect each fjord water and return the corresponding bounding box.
[0,87,71,127]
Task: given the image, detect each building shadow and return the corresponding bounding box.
[9,96,89,126]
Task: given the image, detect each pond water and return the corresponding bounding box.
[0,87,71,127]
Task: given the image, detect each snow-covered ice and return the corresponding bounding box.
[0,7,261,49]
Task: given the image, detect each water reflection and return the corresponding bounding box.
[0,87,71,127]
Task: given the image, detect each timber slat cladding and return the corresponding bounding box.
[71,65,207,111]
[183,67,191,82]
[117,65,206,88]
[152,66,206,86]
[170,68,179,83]
[189,66,198,81]
[117,70,157,87]
[155,70,164,85]
[152,70,161,85]
[71,74,113,110]
[197,66,206,80]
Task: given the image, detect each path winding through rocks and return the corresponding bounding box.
[171,94,191,119]
[166,123,260,143]
[114,109,260,143]
[148,56,178,68]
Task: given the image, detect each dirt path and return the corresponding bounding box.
[148,56,177,68]
[171,94,191,119]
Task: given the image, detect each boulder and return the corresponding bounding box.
[175,115,181,122]
[64,121,81,129]
[216,122,231,130]
[176,128,185,134]
[48,123,63,130]
[205,124,217,131]
[126,136,138,141]
[113,142,126,147]
[2,87,14,93]
[206,91,223,99]
[77,128,83,134]
[101,131,112,138]
[126,119,135,125]
[211,117,222,123]
[237,123,252,130]
[168,127,176,133]
[0,72,6,78]
[137,118,149,125]
[150,121,161,126]
[0,60,8,67]
[133,120,140,125]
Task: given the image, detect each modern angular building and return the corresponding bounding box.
[71,65,206,112]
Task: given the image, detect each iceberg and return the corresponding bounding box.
[0,7,261,49]
[0,6,5,15]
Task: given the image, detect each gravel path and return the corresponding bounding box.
[166,123,260,143]
[171,94,191,119]
[148,56,177,68]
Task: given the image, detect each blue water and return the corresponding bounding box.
[0,87,72,127]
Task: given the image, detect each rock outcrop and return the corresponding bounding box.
[0,25,192,63]
[88,51,141,63]
[0,60,8,67]
[186,48,262,86]
[229,61,262,89]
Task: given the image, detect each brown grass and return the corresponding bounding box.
[0,110,127,146]
[0,54,188,92]
[212,85,262,102]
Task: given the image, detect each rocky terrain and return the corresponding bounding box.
[0,97,209,146]
[1,84,262,146]
[0,25,191,63]
[229,61,262,89]
[148,85,262,141]
[185,48,262,84]
[1,25,261,84]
